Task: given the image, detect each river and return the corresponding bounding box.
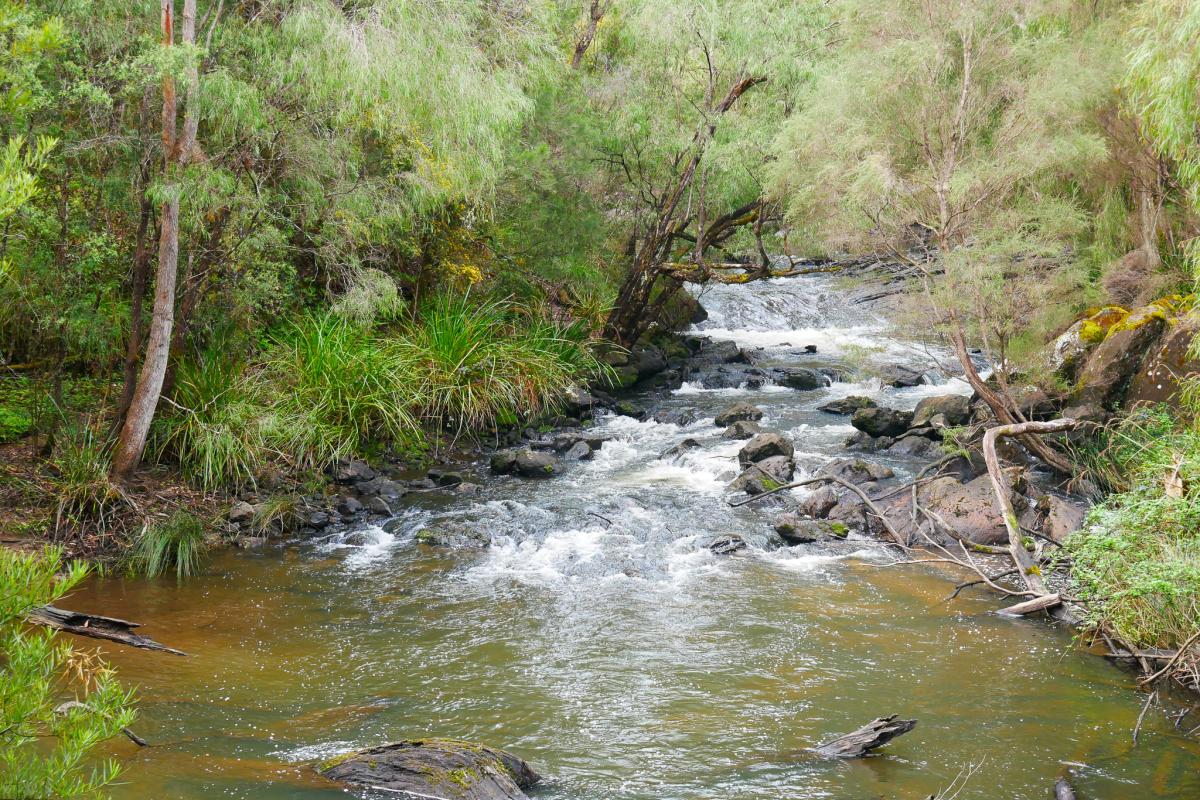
[75,274,1200,798]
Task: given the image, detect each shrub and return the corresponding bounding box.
[0,547,135,798]
[129,511,209,579]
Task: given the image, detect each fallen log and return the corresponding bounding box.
[998,593,1062,616]
[27,605,187,656]
[812,715,917,758]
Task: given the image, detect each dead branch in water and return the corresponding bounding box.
[812,715,917,758]
[27,606,187,656]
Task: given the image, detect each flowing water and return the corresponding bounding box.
[77,275,1200,799]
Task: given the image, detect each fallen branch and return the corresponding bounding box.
[998,593,1062,616]
[1132,690,1156,745]
[812,715,917,758]
[1138,628,1200,687]
[27,606,187,656]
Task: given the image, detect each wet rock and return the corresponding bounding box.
[797,486,839,518]
[879,365,925,387]
[319,738,539,800]
[562,386,595,419]
[564,441,593,461]
[653,408,698,426]
[774,367,827,390]
[1039,495,1088,542]
[490,449,519,475]
[714,401,763,427]
[915,475,1010,545]
[356,477,406,500]
[844,430,894,452]
[737,432,795,466]
[428,469,464,488]
[774,514,847,543]
[514,449,560,478]
[336,495,364,516]
[1127,316,1200,409]
[307,511,331,529]
[659,438,701,460]
[614,400,648,420]
[229,501,254,524]
[706,534,748,555]
[332,459,376,484]
[730,455,795,495]
[415,525,491,548]
[819,458,894,485]
[850,406,913,438]
[365,496,392,516]
[722,420,762,440]
[699,339,743,364]
[910,394,971,429]
[818,396,877,415]
[700,368,748,389]
[630,344,668,378]
[1071,304,1168,410]
[888,435,938,458]
[457,482,483,495]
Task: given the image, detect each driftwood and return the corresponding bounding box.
[812,715,917,758]
[27,605,187,656]
[998,593,1062,616]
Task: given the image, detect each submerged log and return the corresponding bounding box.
[27,605,187,656]
[813,715,917,758]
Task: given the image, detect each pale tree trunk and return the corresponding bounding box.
[112,0,198,478]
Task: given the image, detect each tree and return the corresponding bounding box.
[0,548,136,799]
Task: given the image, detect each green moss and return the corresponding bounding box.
[828,522,849,538]
[1078,319,1106,345]
[318,752,355,772]
[1108,306,1166,334]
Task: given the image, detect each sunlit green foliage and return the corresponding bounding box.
[0,547,135,799]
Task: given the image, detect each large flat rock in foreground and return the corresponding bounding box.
[319,738,540,799]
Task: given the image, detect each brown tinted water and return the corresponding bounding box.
[73,275,1200,798]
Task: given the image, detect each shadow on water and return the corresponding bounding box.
[73,275,1200,799]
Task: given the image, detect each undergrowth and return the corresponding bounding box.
[128,512,208,579]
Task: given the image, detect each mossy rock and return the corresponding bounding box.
[318,738,540,800]
[1079,305,1129,345]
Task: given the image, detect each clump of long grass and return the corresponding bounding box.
[1067,407,1200,651]
[51,421,126,538]
[129,511,208,579]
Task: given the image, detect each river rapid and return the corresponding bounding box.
[76,274,1200,799]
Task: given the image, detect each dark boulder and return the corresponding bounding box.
[319,739,539,800]
[818,396,877,415]
[564,441,593,461]
[514,449,560,478]
[729,455,795,495]
[630,344,668,378]
[844,430,894,452]
[774,367,827,390]
[356,477,407,499]
[332,459,376,484]
[774,514,846,543]
[1071,304,1168,410]
[490,449,519,475]
[659,438,701,460]
[562,386,595,419]
[706,534,748,555]
[850,406,913,438]
[879,365,925,387]
[714,401,764,427]
[722,420,762,440]
[797,486,839,518]
[614,399,648,420]
[653,408,698,426]
[910,394,970,429]
[888,435,938,458]
[336,495,364,516]
[818,458,894,485]
[1127,316,1200,409]
[737,432,795,466]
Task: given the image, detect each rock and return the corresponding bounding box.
[1127,315,1200,409]
[415,525,491,548]
[774,367,826,390]
[850,406,913,438]
[818,396,877,415]
[652,408,698,426]
[490,449,519,475]
[706,534,747,555]
[332,459,376,484]
[365,496,391,515]
[614,399,648,420]
[562,386,595,419]
[917,475,1009,545]
[514,449,560,478]
[818,458,894,485]
[564,441,593,461]
[307,511,331,529]
[844,430,894,452]
[1071,304,1168,410]
[1040,495,1088,542]
[229,501,254,523]
[659,438,701,460]
[722,420,762,440]
[428,469,464,488]
[630,344,668,378]
[319,738,539,800]
[737,432,795,466]
[1051,320,1090,380]
[774,514,845,543]
[729,455,795,495]
[910,394,971,429]
[714,401,763,427]
[336,495,363,516]
[888,435,938,458]
[797,486,839,518]
[606,363,640,390]
[804,344,818,353]
[700,368,750,389]
[699,339,743,364]
[879,365,926,387]
[356,477,406,499]
[457,482,483,495]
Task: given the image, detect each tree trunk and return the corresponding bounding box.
[112,0,197,478]
[570,1,606,69]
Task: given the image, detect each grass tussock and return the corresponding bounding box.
[1068,407,1200,659]
[129,512,208,579]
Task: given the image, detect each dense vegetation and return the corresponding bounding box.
[4,0,1200,792]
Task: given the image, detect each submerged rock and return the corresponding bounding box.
[706,534,748,555]
[722,419,762,439]
[818,396,876,415]
[415,525,491,548]
[659,438,701,460]
[714,401,763,427]
[653,408,698,426]
[319,738,539,800]
[850,406,913,438]
[737,432,794,466]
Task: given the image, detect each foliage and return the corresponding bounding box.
[0,547,135,799]
[1067,407,1200,650]
[50,422,125,538]
[129,511,209,579]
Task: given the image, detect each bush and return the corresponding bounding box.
[0,547,135,798]
[128,512,209,579]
